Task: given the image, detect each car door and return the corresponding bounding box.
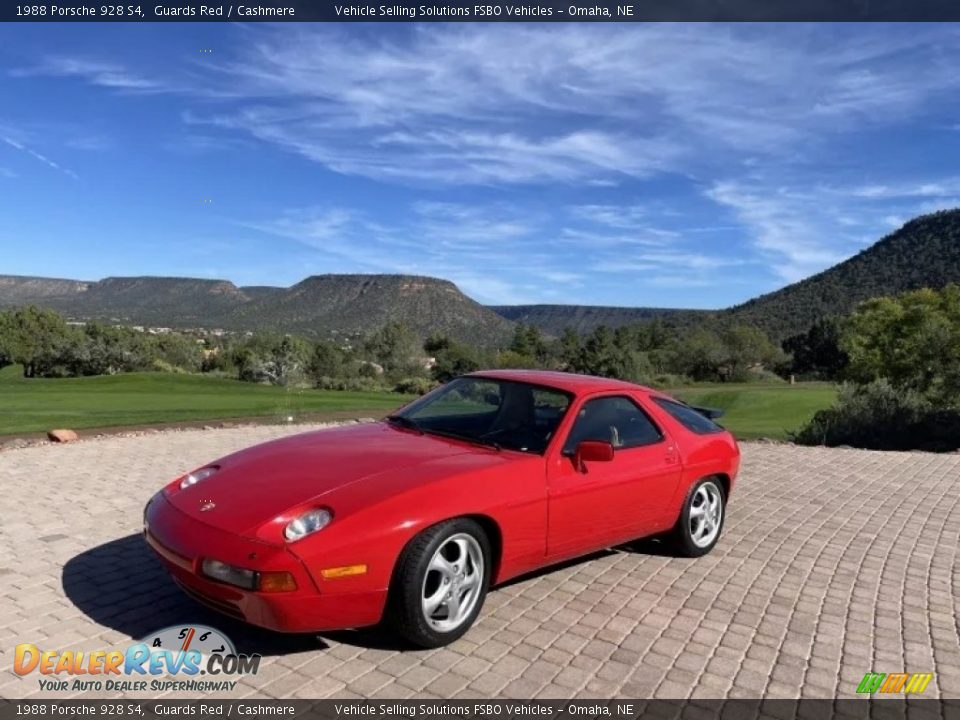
[545,393,683,558]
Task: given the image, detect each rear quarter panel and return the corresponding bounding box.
[641,393,740,528]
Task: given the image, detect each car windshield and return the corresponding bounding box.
[392,377,572,454]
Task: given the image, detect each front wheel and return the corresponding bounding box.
[388,518,491,648]
[669,477,726,557]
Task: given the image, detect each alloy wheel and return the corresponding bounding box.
[421,532,484,632]
[689,481,723,548]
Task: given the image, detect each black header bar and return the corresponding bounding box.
[5,0,960,22]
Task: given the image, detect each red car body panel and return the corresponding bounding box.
[145,370,740,633]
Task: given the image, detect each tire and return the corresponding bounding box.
[388,518,491,648]
[668,476,726,557]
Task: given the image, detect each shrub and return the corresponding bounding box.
[313,376,386,392]
[393,377,435,395]
[151,359,190,374]
[744,368,787,384]
[790,380,960,451]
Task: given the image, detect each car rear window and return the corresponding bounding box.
[653,397,724,434]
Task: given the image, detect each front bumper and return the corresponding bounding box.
[143,494,386,633]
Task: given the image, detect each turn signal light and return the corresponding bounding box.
[258,571,298,593]
[320,564,368,579]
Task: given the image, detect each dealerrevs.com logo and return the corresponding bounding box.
[14,625,261,692]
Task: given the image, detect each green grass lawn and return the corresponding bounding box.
[0,365,410,435]
[671,382,837,440]
[0,365,836,440]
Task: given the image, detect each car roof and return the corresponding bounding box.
[466,369,655,396]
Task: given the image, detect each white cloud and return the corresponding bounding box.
[849,179,960,199]
[706,181,850,282]
[570,204,650,230]
[706,174,960,283]
[18,26,960,193]
[11,57,161,91]
[592,251,742,274]
[173,24,960,186]
[412,202,534,247]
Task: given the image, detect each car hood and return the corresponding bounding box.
[165,421,491,537]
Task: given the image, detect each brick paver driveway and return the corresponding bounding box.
[1,425,958,699]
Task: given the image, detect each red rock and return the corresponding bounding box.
[47,429,79,443]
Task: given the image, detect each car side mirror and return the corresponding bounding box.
[573,440,614,473]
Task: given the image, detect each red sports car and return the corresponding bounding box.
[144,370,739,647]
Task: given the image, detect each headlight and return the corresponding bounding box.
[179,466,218,490]
[284,509,333,542]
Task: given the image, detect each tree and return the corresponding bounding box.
[495,349,538,369]
[558,328,582,369]
[0,306,78,377]
[431,343,482,383]
[569,326,627,379]
[423,333,453,354]
[0,311,14,369]
[672,327,727,381]
[719,324,780,382]
[509,323,548,364]
[363,322,418,378]
[232,333,310,385]
[842,284,960,406]
[306,340,345,385]
[670,323,779,382]
[149,333,203,373]
[636,318,673,351]
[782,318,849,380]
[67,322,144,376]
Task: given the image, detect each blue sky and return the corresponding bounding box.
[1,23,960,308]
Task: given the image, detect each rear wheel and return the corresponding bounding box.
[669,477,725,557]
[388,518,490,648]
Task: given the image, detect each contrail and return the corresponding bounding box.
[2,136,78,179]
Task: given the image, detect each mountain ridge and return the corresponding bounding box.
[0,272,514,346]
[3,208,960,343]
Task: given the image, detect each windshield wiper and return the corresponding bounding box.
[426,429,502,452]
[387,417,501,451]
[385,414,424,435]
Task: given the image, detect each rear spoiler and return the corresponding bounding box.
[690,405,725,420]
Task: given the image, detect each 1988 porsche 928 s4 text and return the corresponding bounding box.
[144,370,740,647]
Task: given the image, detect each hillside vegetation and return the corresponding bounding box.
[490,304,707,335]
[724,210,960,339]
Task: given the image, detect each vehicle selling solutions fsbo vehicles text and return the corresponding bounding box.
[334,4,557,18]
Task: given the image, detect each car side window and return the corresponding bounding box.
[562,396,663,454]
[653,397,724,434]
